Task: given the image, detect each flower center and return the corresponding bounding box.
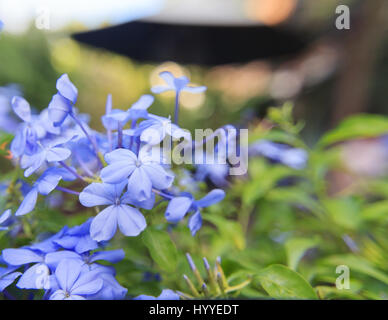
[115,197,121,205]
[135,160,142,167]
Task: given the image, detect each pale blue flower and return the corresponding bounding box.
[100,148,174,202]
[49,259,103,300]
[151,71,206,95]
[165,189,225,235]
[79,181,150,241]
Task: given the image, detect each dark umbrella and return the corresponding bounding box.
[72,21,308,65]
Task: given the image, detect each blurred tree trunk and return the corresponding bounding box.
[331,0,387,125]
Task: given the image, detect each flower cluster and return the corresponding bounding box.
[0,219,126,300]
[0,71,229,299]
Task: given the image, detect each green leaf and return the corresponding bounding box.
[361,200,388,222]
[285,237,319,270]
[141,228,178,272]
[318,114,388,147]
[204,215,245,250]
[257,264,318,299]
[242,161,297,205]
[323,197,361,230]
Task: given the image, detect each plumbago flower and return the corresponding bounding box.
[165,189,226,235]
[100,147,174,202]
[2,72,232,300]
[1,219,126,299]
[249,139,308,169]
[15,167,75,216]
[79,181,151,241]
[151,71,206,124]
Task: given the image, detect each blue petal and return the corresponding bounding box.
[100,163,136,185]
[135,289,179,300]
[196,189,225,208]
[11,96,31,122]
[182,85,207,93]
[142,163,174,190]
[121,190,155,210]
[55,259,82,292]
[16,263,49,289]
[48,93,72,127]
[150,85,171,94]
[105,148,137,164]
[87,272,127,300]
[36,171,62,195]
[46,147,71,162]
[2,248,43,265]
[21,151,46,177]
[165,197,192,223]
[15,187,38,216]
[49,290,67,300]
[127,167,152,202]
[188,210,202,236]
[128,95,154,119]
[10,126,27,157]
[74,236,99,254]
[90,249,125,264]
[52,235,79,250]
[159,71,175,87]
[71,270,103,296]
[45,250,81,269]
[0,271,22,291]
[56,74,78,104]
[0,209,11,225]
[79,183,118,207]
[116,205,146,237]
[158,289,180,300]
[90,205,118,242]
[173,76,190,91]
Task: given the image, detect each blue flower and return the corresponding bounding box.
[249,140,308,169]
[195,163,229,187]
[0,20,3,33]
[100,148,174,202]
[135,289,180,300]
[0,209,12,231]
[10,96,42,157]
[102,95,154,131]
[15,167,76,216]
[2,247,50,289]
[20,135,73,177]
[52,218,99,254]
[48,74,78,127]
[137,115,190,145]
[165,189,225,235]
[49,259,103,300]
[151,71,206,95]
[86,271,127,300]
[151,71,206,125]
[79,181,150,241]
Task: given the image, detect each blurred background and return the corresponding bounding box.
[0,0,387,145]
